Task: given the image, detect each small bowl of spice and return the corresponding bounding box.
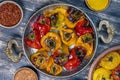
[14,67,38,80]
[85,0,110,11]
[0,1,23,28]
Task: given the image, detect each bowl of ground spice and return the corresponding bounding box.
[0,1,23,28]
[14,67,38,80]
[85,0,110,11]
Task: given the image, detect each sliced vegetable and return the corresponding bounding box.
[41,32,61,53]
[30,48,50,69]
[46,57,62,75]
[75,20,93,36]
[25,30,41,49]
[99,51,120,70]
[93,68,112,80]
[60,28,76,46]
[112,65,120,80]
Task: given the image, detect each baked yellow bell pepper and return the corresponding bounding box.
[99,51,120,70]
[43,7,67,30]
[46,57,62,75]
[60,28,76,46]
[43,7,67,17]
[75,33,93,56]
[61,44,69,55]
[65,16,85,29]
[41,32,61,53]
[93,68,112,80]
[50,13,65,30]
[30,48,50,69]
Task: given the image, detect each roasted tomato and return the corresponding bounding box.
[112,65,120,80]
[25,30,41,49]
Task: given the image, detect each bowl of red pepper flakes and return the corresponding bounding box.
[0,1,23,28]
[22,3,97,78]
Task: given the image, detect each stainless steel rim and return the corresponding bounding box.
[22,3,98,78]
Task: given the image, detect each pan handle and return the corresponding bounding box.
[5,39,23,63]
[97,20,115,43]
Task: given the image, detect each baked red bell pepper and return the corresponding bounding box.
[64,48,81,71]
[64,55,80,71]
[75,20,93,36]
[25,30,41,49]
[32,16,50,37]
[64,47,86,71]
[25,16,50,49]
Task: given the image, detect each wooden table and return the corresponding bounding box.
[0,0,120,80]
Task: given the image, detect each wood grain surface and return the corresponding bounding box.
[0,0,120,80]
